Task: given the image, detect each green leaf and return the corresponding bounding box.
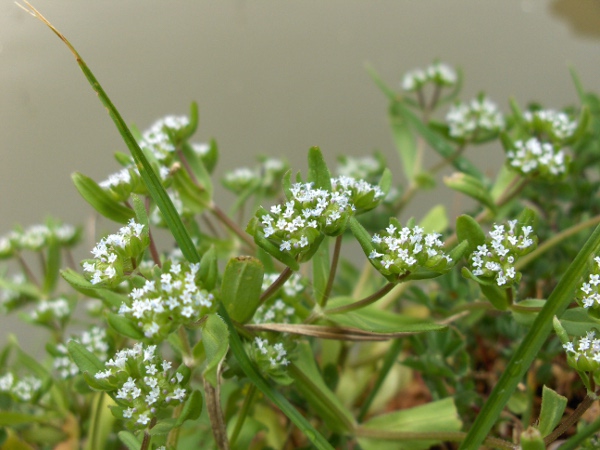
[349,217,375,259]
[97,289,129,310]
[358,398,462,450]
[72,172,134,223]
[537,385,567,437]
[389,114,418,182]
[378,167,392,195]
[175,389,203,426]
[479,283,510,311]
[456,214,486,255]
[67,340,105,375]
[289,342,354,433]
[558,307,600,336]
[199,245,218,291]
[313,237,330,306]
[490,164,519,202]
[202,314,229,387]
[511,299,545,327]
[17,347,50,381]
[0,276,42,299]
[444,172,496,213]
[221,256,264,324]
[107,313,144,340]
[419,205,448,234]
[147,418,176,436]
[42,237,61,294]
[325,299,446,334]
[117,431,141,450]
[307,146,332,191]
[392,102,483,179]
[131,194,149,229]
[365,63,398,102]
[249,218,299,271]
[60,269,102,298]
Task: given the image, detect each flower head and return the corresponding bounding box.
[94,343,188,430]
[402,62,457,92]
[563,331,600,374]
[118,261,215,341]
[469,220,537,287]
[446,96,504,140]
[368,219,452,278]
[82,219,149,287]
[506,137,569,181]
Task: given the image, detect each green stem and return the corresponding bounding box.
[166,402,184,449]
[16,252,39,287]
[357,338,402,422]
[260,266,293,305]
[178,326,194,366]
[459,223,600,449]
[321,235,342,307]
[516,213,600,270]
[209,202,256,250]
[558,414,600,450]
[140,417,157,450]
[326,282,396,315]
[543,390,598,446]
[85,392,104,450]
[229,384,257,448]
[145,196,162,268]
[204,375,230,450]
[428,143,466,174]
[355,427,515,449]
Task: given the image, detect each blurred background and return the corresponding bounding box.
[1,0,599,353]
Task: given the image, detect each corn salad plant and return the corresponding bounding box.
[3,3,600,449]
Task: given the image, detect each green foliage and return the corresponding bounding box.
[4,8,600,449]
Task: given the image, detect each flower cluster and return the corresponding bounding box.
[250,336,293,384]
[0,221,78,257]
[469,220,537,287]
[446,96,504,140]
[118,261,215,340]
[256,177,384,261]
[82,219,148,287]
[577,257,600,317]
[0,372,43,402]
[506,137,568,180]
[330,176,385,214]
[53,327,109,379]
[30,297,71,325]
[402,62,457,92]
[253,273,303,324]
[222,157,288,196]
[138,115,190,160]
[98,114,209,202]
[336,155,384,183]
[562,331,600,373]
[94,343,188,429]
[0,273,28,313]
[368,221,451,278]
[523,109,577,142]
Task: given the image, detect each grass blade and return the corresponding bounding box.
[459,223,600,449]
[19,2,199,264]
